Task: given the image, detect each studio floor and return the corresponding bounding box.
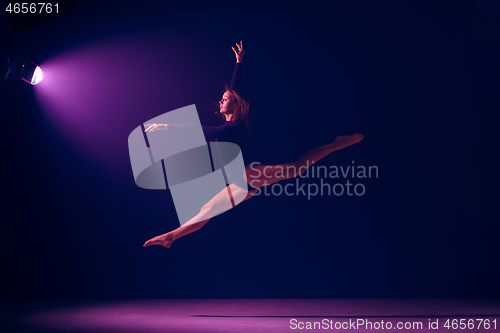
[1,299,499,333]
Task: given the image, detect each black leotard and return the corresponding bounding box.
[205,62,250,190]
[201,121,247,150]
[169,63,248,149]
[164,63,250,190]
[202,62,247,148]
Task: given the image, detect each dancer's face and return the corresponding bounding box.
[219,91,236,115]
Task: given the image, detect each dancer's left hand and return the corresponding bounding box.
[232,40,244,63]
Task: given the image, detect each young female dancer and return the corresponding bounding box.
[143,41,363,248]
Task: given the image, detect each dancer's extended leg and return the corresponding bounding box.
[245,134,363,188]
[143,184,258,248]
[143,133,363,248]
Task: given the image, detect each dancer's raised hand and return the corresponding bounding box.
[232,40,244,63]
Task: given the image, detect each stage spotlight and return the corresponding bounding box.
[5,54,43,85]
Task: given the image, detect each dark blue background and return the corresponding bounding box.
[1,0,499,299]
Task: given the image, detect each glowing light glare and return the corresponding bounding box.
[18,61,43,85]
[31,66,43,85]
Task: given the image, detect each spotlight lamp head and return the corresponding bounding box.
[6,54,43,85]
[23,62,43,85]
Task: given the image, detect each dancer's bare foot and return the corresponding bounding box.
[333,134,364,150]
[143,232,174,248]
